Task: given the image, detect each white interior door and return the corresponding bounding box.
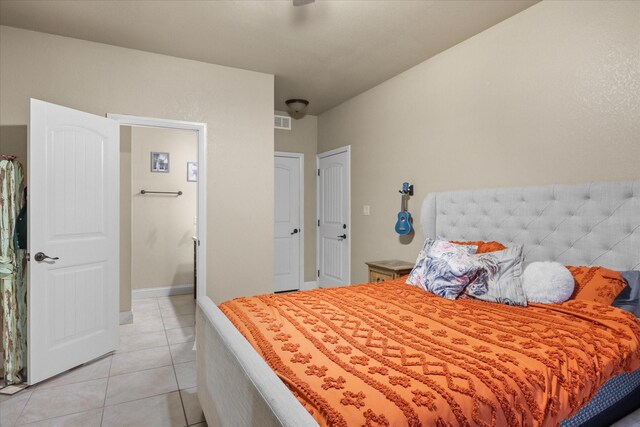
[317,147,350,288]
[274,153,303,292]
[28,99,119,384]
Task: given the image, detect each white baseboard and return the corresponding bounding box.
[119,311,133,325]
[301,281,318,290]
[132,284,194,299]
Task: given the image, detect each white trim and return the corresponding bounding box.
[106,113,207,307]
[317,145,351,160]
[275,152,305,291]
[106,114,205,132]
[301,281,318,290]
[119,311,133,325]
[132,284,194,299]
[316,145,351,287]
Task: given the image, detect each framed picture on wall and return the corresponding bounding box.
[151,152,170,173]
[187,162,198,182]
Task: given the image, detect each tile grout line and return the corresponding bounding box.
[99,352,115,426]
[24,366,111,392]
[103,298,164,424]
[104,389,183,410]
[12,361,112,426]
[175,364,190,426]
[161,297,190,426]
[109,359,174,378]
[105,297,182,418]
[114,342,168,355]
[13,352,117,425]
[11,387,33,427]
[166,296,200,426]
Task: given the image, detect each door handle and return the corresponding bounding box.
[290,228,299,235]
[34,252,59,262]
[337,234,347,240]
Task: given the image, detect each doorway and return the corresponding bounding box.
[107,114,207,312]
[122,126,199,306]
[21,101,207,387]
[316,146,351,288]
[274,152,304,292]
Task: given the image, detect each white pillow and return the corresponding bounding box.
[522,261,574,303]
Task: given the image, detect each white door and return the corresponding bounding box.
[274,153,303,292]
[317,147,350,288]
[28,99,119,384]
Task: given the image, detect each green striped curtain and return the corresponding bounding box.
[0,158,27,384]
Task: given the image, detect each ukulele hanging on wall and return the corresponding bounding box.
[395,182,414,235]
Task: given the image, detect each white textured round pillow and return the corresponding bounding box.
[522,261,574,303]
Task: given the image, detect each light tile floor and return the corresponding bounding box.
[0,294,206,427]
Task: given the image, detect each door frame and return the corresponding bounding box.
[107,114,207,302]
[274,151,304,291]
[316,145,351,286]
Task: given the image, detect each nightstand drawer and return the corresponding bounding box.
[370,270,393,283]
[366,260,414,283]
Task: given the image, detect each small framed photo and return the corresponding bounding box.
[151,152,170,173]
[187,162,198,182]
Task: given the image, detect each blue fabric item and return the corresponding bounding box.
[560,369,640,427]
[612,271,640,317]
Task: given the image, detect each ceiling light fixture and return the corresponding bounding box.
[285,99,309,119]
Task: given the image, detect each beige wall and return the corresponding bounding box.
[120,127,132,312]
[274,111,318,283]
[318,1,640,284]
[0,125,27,181]
[130,126,197,290]
[0,25,275,304]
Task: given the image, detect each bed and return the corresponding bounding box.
[196,180,640,426]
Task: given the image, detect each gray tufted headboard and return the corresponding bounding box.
[421,181,640,271]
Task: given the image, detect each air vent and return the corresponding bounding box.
[274,114,291,130]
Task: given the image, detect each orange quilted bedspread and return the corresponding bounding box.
[219,278,640,427]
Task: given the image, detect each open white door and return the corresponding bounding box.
[317,147,350,288]
[274,153,303,292]
[28,99,119,384]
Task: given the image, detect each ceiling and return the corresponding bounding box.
[0,0,538,115]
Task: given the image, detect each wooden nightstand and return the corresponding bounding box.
[366,260,414,283]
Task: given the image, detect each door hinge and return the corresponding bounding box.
[26,252,30,261]
[317,269,320,277]
[317,219,320,227]
[317,169,320,176]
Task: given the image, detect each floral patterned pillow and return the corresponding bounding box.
[450,240,506,254]
[406,238,485,299]
[468,245,527,306]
